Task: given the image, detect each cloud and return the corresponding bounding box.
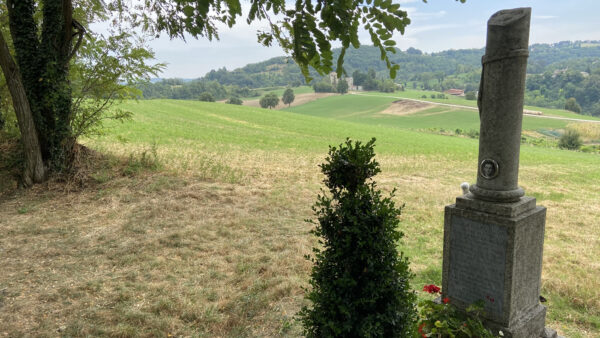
[410,10,447,19]
[534,15,558,20]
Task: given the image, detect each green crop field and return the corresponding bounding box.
[1,99,598,337]
[349,90,600,121]
[284,93,584,131]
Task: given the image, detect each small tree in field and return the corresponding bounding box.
[336,79,349,94]
[259,93,279,109]
[300,138,416,337]
[282,88,295,107]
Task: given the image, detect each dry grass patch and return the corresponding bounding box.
[379,99,434,116]
[0,141,598,337]
[567,122,600,142]
[0,171,316,336]
[0,144,326,336]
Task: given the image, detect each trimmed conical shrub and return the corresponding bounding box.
[300,138,416,337]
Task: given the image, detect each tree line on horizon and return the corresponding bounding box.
[136,41,600,116]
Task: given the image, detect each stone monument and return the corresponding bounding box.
[441,8,560,338]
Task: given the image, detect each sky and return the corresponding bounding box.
[144,0,600,78]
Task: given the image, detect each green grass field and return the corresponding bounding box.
[344,89,600,121]
[284,93,578,131]
[1,99,599,337]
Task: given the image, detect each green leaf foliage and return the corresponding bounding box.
[199,92,216,102]
[226,96,243,105]
[113,0,423,80]
[259,93,279,109]
[282,88,295,106]
[1,0,163,172]
[313,80,334,93]
[336,78,349,94]
[300,138,416,337]
[417,296,495,338]
[564,97,582,114]
[70,31,164,139]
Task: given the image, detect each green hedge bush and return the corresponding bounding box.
[300,138,416,337]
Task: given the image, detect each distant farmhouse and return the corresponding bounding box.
[329,73,356,90]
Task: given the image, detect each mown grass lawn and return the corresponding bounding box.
[0,99,598,337]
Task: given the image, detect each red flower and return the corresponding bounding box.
[422,284,441,294]
[418,323,426,333]
[442,297,450,304]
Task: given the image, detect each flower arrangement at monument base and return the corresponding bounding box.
[416,284,496,338]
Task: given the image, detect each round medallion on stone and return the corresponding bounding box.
[480,159,499,179]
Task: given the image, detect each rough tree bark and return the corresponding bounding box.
[5,0,78,177]
[0,31,46,186]
[39,0,76,168]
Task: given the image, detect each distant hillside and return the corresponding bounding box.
[197,40,600,84]
[138,41,600,115]
[203,57,304,88]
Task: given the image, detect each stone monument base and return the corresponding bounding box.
[484,303,545,337]
[442,194,548,338]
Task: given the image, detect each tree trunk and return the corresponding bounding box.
[8,0,77,171]
[7,0,46,156]
[0,31,46,186]
[39,0,76,169]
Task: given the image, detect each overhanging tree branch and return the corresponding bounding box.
[68,19,87,61]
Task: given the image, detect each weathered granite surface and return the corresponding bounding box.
[441,7,563,337]
[471,7,531,203]
[443,194,547,338]
[456,193,536,218]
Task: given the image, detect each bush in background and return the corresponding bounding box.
[199,92,216,102]
[559,129,583,150]
[226,97,243,105]
[564,97,582,114]
[336,79,349,94]
[300,138,416,337]
[313,81,334,93]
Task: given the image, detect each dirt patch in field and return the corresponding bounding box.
[379,99,434,116]
[244,92,337,109]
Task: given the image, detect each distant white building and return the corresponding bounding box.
[329,72,354,90]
